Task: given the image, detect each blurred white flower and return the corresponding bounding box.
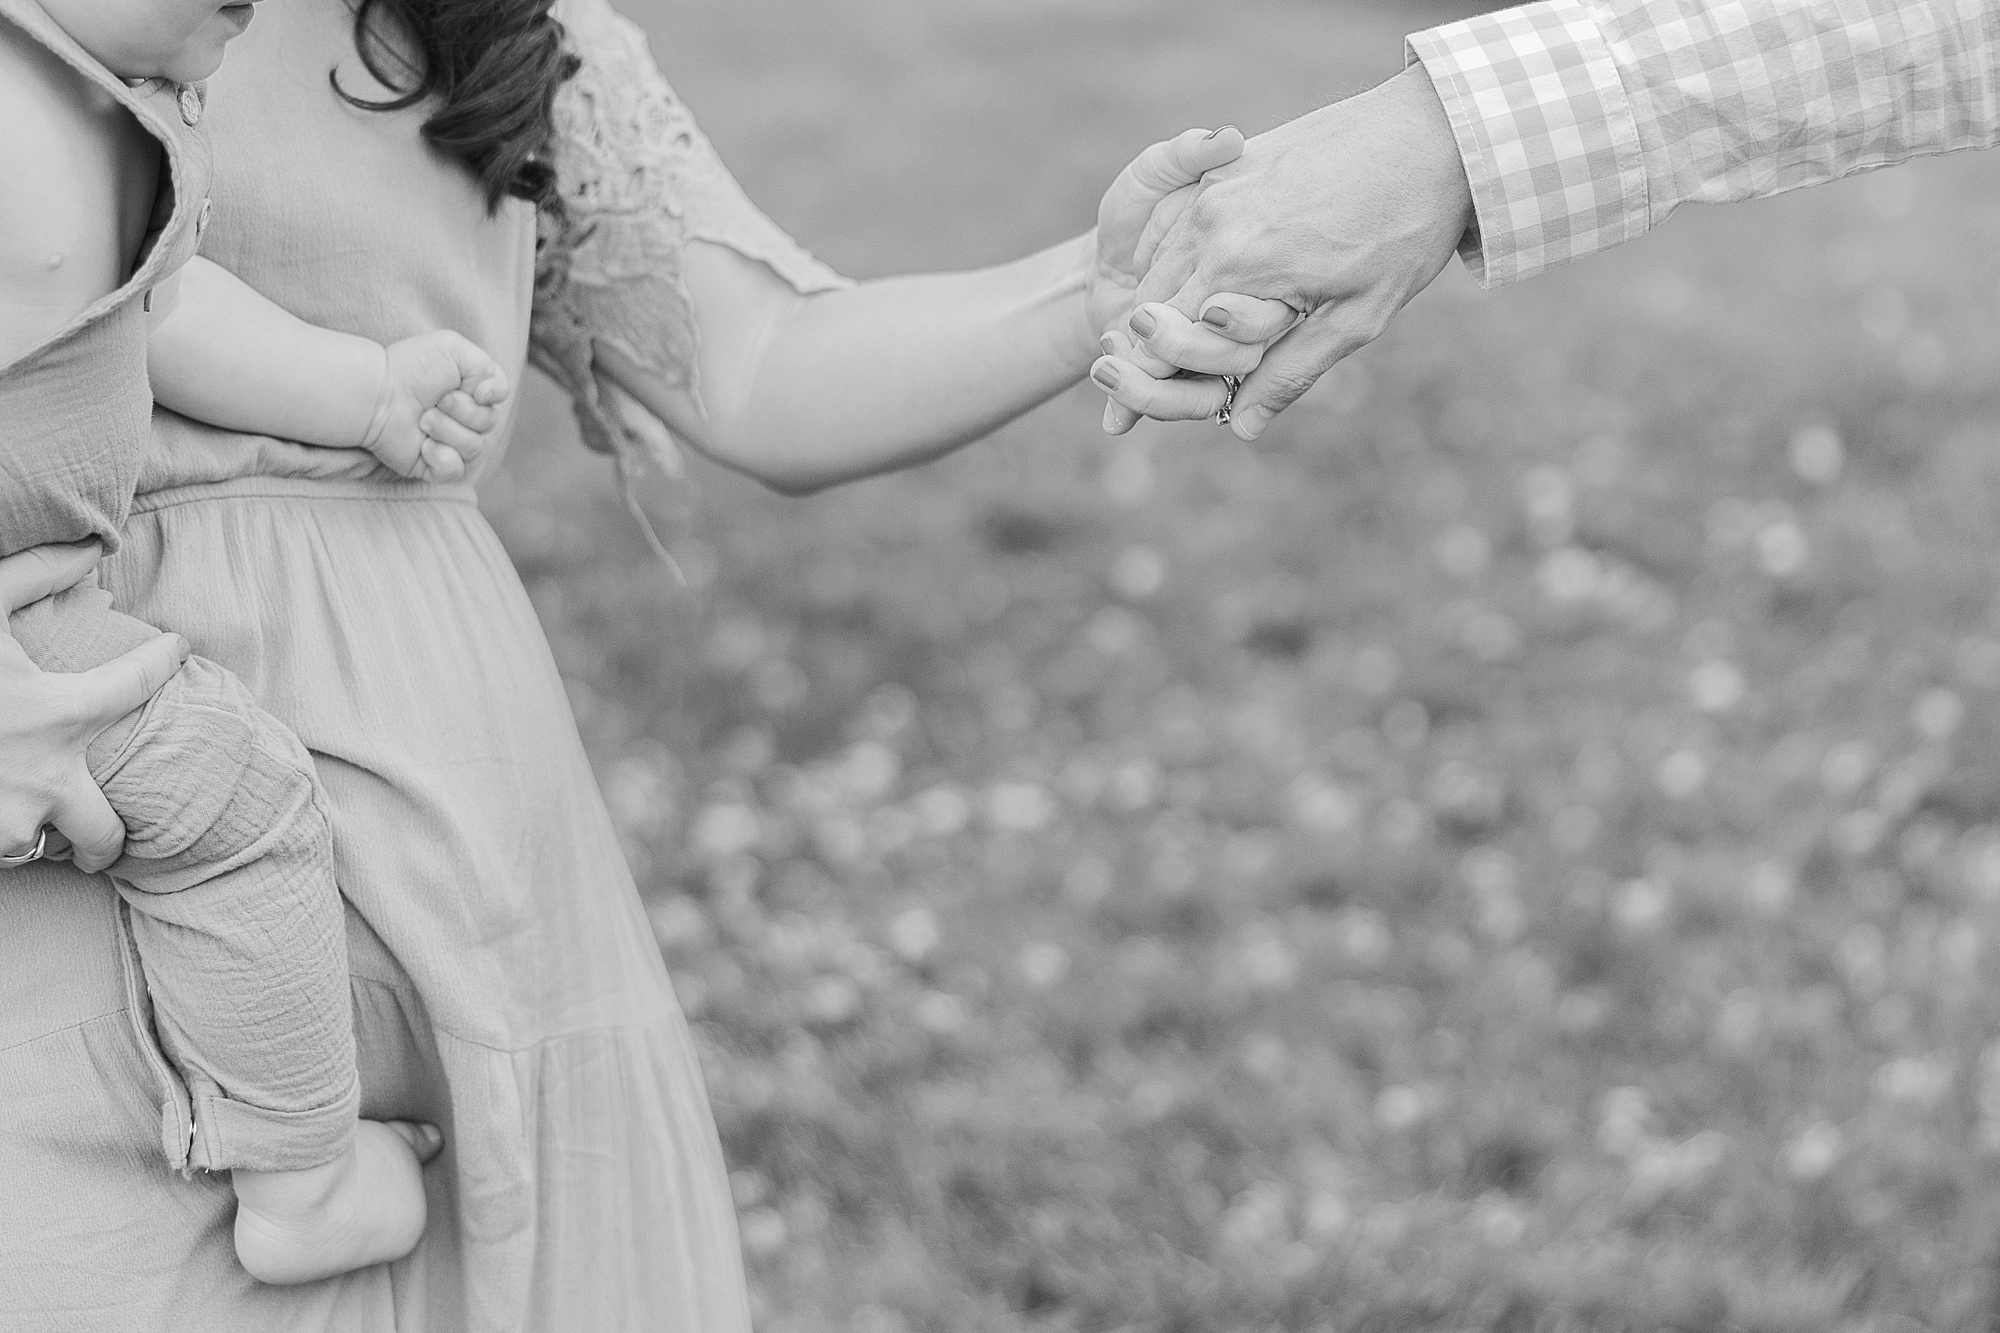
[749,658,809,712]
[914,991,966,1035]
[1746,860,1796,916]
[1538,547,1600,604]
[1107,760,1162,812]
[1304,1190,1350,1239]
[1349,645,1402,696]
[1110,545,1167,600]
[1290,774,1359,835]
[839,741,901,802]
[813,816,867,865]
[1690,660,1746,713]
[1781,1122,1845,1181]
[801,975,862,1027]
[1460,609,1523,663]
[692,803,762,861]
[1521,466,1577,547]
[1597,1087,1652,1157]
[1914,688,1966,740]
[1018,941,1071,989]
[1874,1054,1955,1108]
[1239,928,1301,993]
[888,907,940,963]
[1471,1194,1527,1246]
[913,785,972,838]
[1630,1131,1729,1200]
[729,1169,772,1209]
[1756,521,1809,577]
[1101,444,1155,506]
[738,1206,787,1257]
[648,897,711,951]
[1714,988,1765,1052]
[1821,740,1878,797]
[1551,804,1601,853]
[1613,878,1673,934]
[1338,910,1395,967]
[1375,1085,1427,1130]
[1220,1182,1293,1252]
[1788,425,1845,486]
[1435,525,1493,579]
[1657,751,1708,800]
[1377,799,1427,847]
[1242,1033,1292,1081]
[987,781,1056,832]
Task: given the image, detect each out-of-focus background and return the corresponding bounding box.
[493,0,2000,1327]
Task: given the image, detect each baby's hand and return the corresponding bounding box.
[362,332,512,482]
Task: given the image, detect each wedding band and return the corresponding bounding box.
[1216,376,1242,427]
[0,827,49,868]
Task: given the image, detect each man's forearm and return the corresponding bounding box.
[1410,0,2000,286]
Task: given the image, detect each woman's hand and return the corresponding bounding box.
[0,543,190,873]
[1085,127,1246,349]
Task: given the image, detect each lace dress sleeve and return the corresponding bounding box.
[534,0,851,474]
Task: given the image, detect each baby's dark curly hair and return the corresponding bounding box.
[335,0,580,216]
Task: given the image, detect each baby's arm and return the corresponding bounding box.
[147,257,512,482]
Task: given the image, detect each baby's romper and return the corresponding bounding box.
[0,0,360,1175]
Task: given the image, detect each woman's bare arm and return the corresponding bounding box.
[597,129,1243,496]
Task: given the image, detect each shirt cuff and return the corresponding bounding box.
[1406,0,1650,286]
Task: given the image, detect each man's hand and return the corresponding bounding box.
[1092,65,1475,439]
[1086,127,1247,346]
[0,543,190,873]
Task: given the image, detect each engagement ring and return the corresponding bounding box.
[0,827,49,868]
[1216,376,1242,427]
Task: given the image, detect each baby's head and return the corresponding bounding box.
[40,0,258,84]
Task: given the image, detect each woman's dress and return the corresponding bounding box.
[0,1,844,1327]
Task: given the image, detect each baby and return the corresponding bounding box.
[0,0,509,1285]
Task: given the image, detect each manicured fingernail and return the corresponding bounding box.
[173,635,191,661]
[1201,306,1232,329]
[1099,333,1119,356]
[1129,309,1158,339]
[1092,363,1121,391]
[1204,125,1237,140]
[1235,407,1269,441]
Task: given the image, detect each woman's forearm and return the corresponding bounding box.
[602,234,1101,495]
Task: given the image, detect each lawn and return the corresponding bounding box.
[492,0,2000,1327]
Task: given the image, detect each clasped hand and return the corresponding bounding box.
[1090,65,1476,440]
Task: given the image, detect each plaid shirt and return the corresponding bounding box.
[1407,0,2000,286]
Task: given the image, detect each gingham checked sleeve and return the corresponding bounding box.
[1406,0,2000,286]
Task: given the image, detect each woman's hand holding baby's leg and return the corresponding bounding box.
[233,1119,446,1286]
[363,332,514,482]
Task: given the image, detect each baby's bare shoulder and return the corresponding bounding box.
[0,20,152,364]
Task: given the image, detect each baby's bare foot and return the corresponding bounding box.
[232,1120,443,1286]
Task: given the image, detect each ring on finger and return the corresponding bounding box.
[1215,376,1242,427]
[0,827,50,868]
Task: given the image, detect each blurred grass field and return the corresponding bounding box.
[491,1,2000,1327]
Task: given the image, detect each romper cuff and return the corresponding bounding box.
[185,1069,362,1174]
[1407,0,1651,286]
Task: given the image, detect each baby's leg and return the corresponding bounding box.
[11,580,435,1282]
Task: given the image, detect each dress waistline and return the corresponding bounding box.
[131,477,480,515]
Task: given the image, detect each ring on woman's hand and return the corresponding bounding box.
[0,827,49,868]
[1216,376,1242,427]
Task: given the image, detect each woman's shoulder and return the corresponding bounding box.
[0,19,160,367]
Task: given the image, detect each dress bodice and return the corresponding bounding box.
[0,0,212,553]
[138,0,537,498]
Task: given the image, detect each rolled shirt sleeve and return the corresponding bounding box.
[1407,0,2000,286]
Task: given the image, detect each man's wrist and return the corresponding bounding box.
[1391,64,1476,250]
